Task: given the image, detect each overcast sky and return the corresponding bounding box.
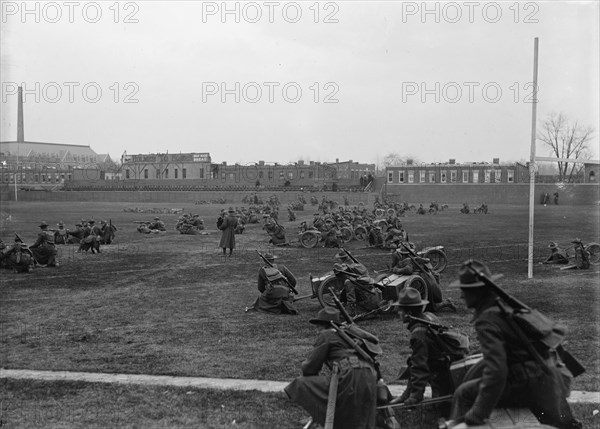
[1,1,598,166]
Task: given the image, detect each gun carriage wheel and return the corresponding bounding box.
[299,230,320,248]
[353,226,367,241]
[423,248,448,273]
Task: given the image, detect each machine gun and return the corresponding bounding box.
[400,242,431,274]
[256,250,298,295]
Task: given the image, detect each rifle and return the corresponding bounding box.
[400,242,429,274]
[405,315,450,331]
[256,250,298,295]
[324,361,340,429]
[463,259,585,378]
[340,246,360,264]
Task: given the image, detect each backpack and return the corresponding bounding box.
[433,329,470,360]
[412,322,470,362]
[262,266,287,291]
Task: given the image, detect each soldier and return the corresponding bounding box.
[447,260,582,429]
[1,235,35,273]
[391,246,457,313]
[390,288,455,405]
[54,222,69,245]
[252,253,298,314]
[148,217,166,231]
[29,221,59,267]
[323,228,341,248]
[368,226,384,248]
[344,275,382,316]
[79,220,100,253]
[218,208,238,257]
[68,223,85,244]
[417,204,426,215]
[460,203,470,214]
[542,242,569,265]
[190,214,204,229]
[284,307,378,429]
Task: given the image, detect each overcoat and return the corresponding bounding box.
[218,214,238,248]
[451,297,579,428]
[285,328,377,429]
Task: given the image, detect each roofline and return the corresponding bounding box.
[0,141,91,148]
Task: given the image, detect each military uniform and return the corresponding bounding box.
[54,223,69,245]
[30,222,59,267]
[218,209,238,256]
[395,312,454,403]
[449,260,581,429]
[285,309,378,429]
[252,256,297,314]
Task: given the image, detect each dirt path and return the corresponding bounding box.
[2,369,599,404]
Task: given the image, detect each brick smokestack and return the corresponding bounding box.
[17,86,24,142]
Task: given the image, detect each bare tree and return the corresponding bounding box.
[537,112,594,183]
[382,152,420,167]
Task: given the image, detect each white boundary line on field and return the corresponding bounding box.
[1,369,599,404]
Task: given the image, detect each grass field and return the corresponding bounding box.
[1,200,599,428]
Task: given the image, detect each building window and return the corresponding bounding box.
[199,168,204,179]
[221,172,226,180]
[462,170,469,183]
[308,171,314,179]
[229,173,235,180]
[156,169,160,179]
[399,171,405,183]
[429,171,435,183]
[441,170,447,183]
[507,170,514,183]
[165,169,169,178]
[408,171,414,183]
[126,169,130,179]
[288,171,293,179]
[485,170,491,183]
[268,170,274,179]
[144,169,148,179]
[419,170,425,183]
[183,168,187,179]
[259,171,264,179]
[279,171,284,180]
[450,170,457,183]
[300,171,305,179]
[175,168,178,179]
[388,172,393,183]
[473,170,479,183]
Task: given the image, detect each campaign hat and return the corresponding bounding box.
[39,221,49,228]
[395,287,429,307]
[548,242,559,249]
[263,253,277,261]
[309,307,340,325]
[449,259,503,288]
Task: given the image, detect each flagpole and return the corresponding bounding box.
[527,37,539,279]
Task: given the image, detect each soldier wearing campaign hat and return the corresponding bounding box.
[447,260,581,429]
[542,241,569,265]
[285,306,378,429]
[252,253,297,314]
[389,288,454,406]
[29,221,59,267]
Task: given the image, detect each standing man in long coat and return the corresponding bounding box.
[218,208,238,257]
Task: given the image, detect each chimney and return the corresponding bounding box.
[17,86,24,142]
[449,159,455,165]
[493,158,500,164]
